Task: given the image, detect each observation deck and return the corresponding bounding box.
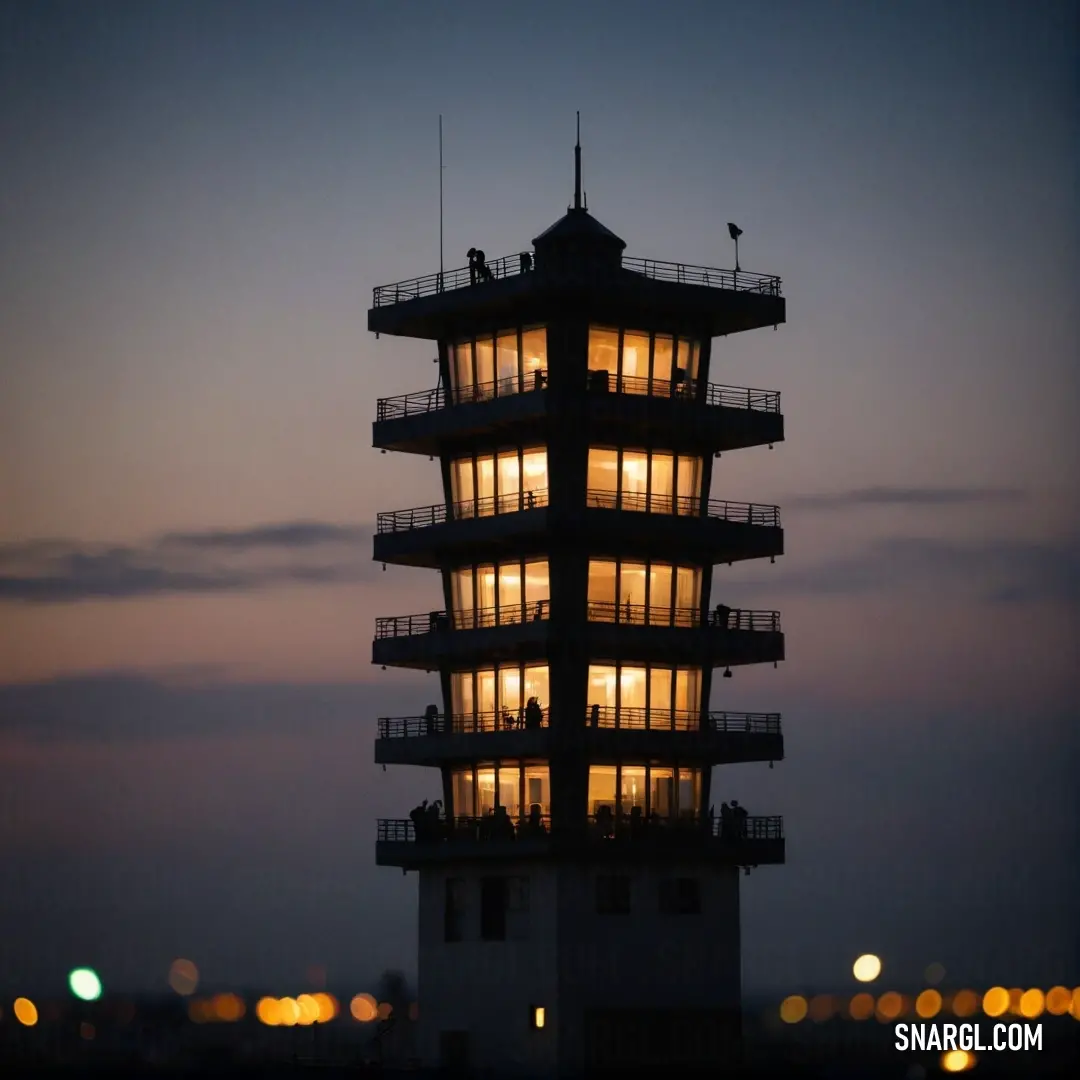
[368,253,784,341]
[373,491,783,568]
[371,605,783,671]
[372,373,783,457]
[375,813,785,869]
[374,709,783,767]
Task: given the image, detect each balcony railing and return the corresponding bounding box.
[376,708,780,737]
[376,812,782,845]
[376,373,778,422]
[378,709,550,738]
[377,489,549,534]
[375,601,551,639]
[586,707,781,733]
[585,490,780,525]
[586,602,781,632]
[371,254,782,308]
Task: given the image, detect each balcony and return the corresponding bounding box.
[584,603,784,669]
[374,490,549,568]
[373,371,782,456]
[373,707,783,767]
[368,251,783,339]
[374,489,780,569]
[373,603,551,670]
[374,812,784,869]
[375,708,551,766]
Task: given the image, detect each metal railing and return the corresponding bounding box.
[586,602,781,632]
[585,490,780,525]
[371,254,782,308]
[375,601,551,639]
[378,814,552,844]
[377,812,781,844]
[375,373,778,422]
[378,710,550,738]
[586,707,781,732]
[377,489,549,534]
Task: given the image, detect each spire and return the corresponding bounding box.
[573,111,582,211]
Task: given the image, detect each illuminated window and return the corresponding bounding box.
[586,664,700,728]
[451,558,549,626]
[588,764,703,818]
[451,665,549,731]
[450,327,547,399]
[586,447,702,514]
[451,763,551,819]
[587,559,700,625]
[450,448,548,518]
[586,326,701,397]
[529,1004,546,1029]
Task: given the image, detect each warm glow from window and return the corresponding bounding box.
[586,326,700,390]
[852,954,881,983]
[586,447,701,513]
[533,1005,545,1029]
[779,995,807,1023]
[451,328,546,396]
[915,989,942,1018]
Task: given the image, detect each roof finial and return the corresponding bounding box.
[574,111,582,211]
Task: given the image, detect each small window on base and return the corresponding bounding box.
[529,1004,546,1030]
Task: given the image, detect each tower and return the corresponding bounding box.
[370,136,786,1077]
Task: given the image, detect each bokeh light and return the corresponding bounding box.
[1044,986,1070,1016]
[377,1001,393,1021]
[779,995,808,1023]
[916,989,942,1018]
[982,986,1009,1018]
[311,992,339,1022]
[1071,987,1080,1020]
[875,991,904,1021]
[350,993,378,1022]
[808,994,835,1023]
[188,999,211,1023]
[952,990,979,1018]
[168,958,199,996]
[278,997,300,1027]
[13,998,38,1026]
[68,968,103,1001]
[852,954,882,983]
[296,994,320,1025]
[213,992,246,1022]
[941,1049,976,1073]
[924,962,946,985]
[849,992,875,1020]
[1019,989,1044,1019]
[79,1021,95,1040]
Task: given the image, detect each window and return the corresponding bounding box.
[450,448,549,518]
[451,664,549,732]
[450,327,547,399]
[480,876,508,940]
[586,664,701,729]
[586,448,702,515]
[587,559,701,626]
[451,764,551,818]
[659,878,701,915]
[587,326,701,396]
[507,876,530,941]
[451,559,550,627]
[588,764,704,819]
[445,878,466,941]
[596,875,631,914]
[529,1005,546,1030]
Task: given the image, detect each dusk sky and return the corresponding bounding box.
[1,0,1077,1000]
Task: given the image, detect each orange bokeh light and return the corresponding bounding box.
[875,991,904,1021]
[779,995,807,1024]
[849,992,875,1020]
[256,997,282,1026]
[951,989,979,1018]
[350,993,378,1022]
[168,958,199,996]
[13,998,38,1027]
[916,989,942,1018]
[982,986,1009,1018]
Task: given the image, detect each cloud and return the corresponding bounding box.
[728,535,1080,604]
[786,486,1027,511]
[0,521,376,604]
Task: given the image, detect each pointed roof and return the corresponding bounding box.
[531,207,626,249]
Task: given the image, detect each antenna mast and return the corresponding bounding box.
[574,111,582,211]
[438,115,445,280]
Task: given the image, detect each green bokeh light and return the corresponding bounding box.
[68,968,102,1001]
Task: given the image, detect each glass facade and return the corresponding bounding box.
[452,763,551,819]
[451,664,550,731]
[450,447,548,517]
[587,559,700,626]
[586,664,701,729]
[451,558,550,627]
[587,326,700,397]
[452,327,547,400]
[587,764,702,818]
[586,447,702,515]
